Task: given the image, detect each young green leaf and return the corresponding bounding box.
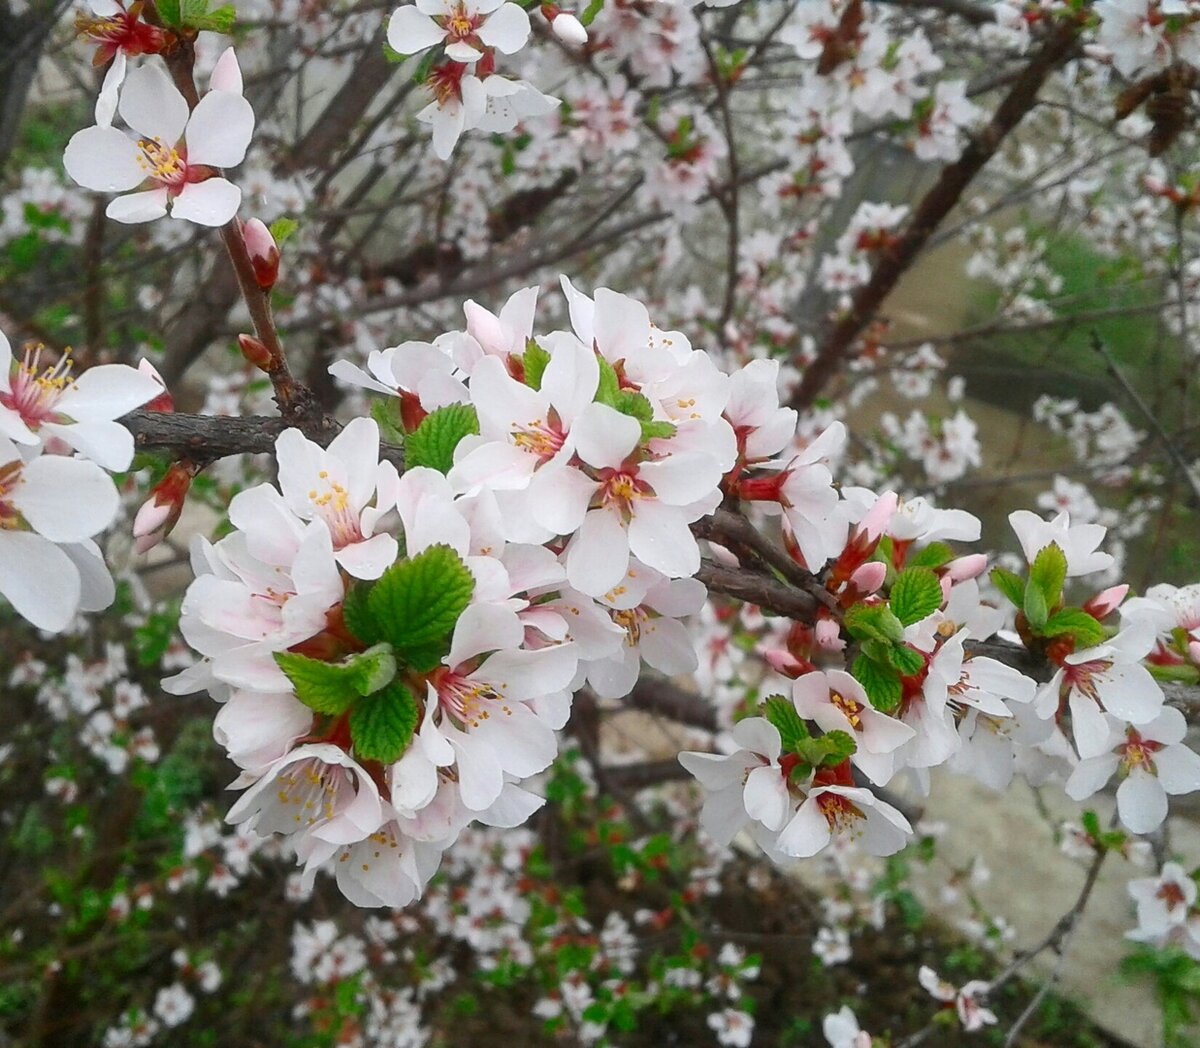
[274,644,397,715]
[908,542,954,569]
[349,681,419,764]
[1029,542,1068,609]
[366,544,475,653]
[851,655,903,713]
[794,730,857,769]
[370,399,408,446]
[1040,607,1107,648]
[889,566,943,626]
[405,404,480,475]
[886,643,926,677]
[760,694,809,753]
[522,340,551,390]
[595,355,620,407]
[844,602,906,645]
[268,217,298,245]
[1023,579,1049,629]
[989,566,1025,608]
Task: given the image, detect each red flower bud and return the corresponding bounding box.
[242,218,280,291]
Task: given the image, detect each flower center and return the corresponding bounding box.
[1062,657,1114,704]
[598,469,648,517]
[269,759,347,830]
[136,137,187,188]
[306,471,364,549]
[816,791,865,836]
[612,607,647,647]
[436,671,513,730]
[511,418,564,461]
[0,344,74,428]
[829,689,864,729]
[443,6,479,40]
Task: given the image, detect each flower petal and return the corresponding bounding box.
[63,126,145,193]
[170,179,241,227]
[186,90,255,168]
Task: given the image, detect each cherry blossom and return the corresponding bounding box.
[0,437,120,632]
[1066,707,1200,833]
[64,63,254,226]
[387,0,531,63]
[0,331,162,469]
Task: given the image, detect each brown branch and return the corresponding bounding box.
[789,18,1081,409]
[120,409,405,468]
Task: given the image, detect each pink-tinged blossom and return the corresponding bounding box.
[774,782,913,859]
[918,966,997,1031]
[64,63,254,226]
[1009,509,1115,577]
[387,0,531,64]
[791,669,915,787]
[169,510,343,694]
[225,744,385,868]
[584,568,707,699]
[0,330,161,469]
[1066,707,1200,834]
[274,418,399,580]
[1035,623,1165,759]
[0,437,120,632]
[678,718,786,846]
[1127,862,1198,941]
[531,401,723,597]
[823,1006,871,1048]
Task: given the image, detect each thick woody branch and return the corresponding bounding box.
[789,19,1081,409]
[120,409,405,468]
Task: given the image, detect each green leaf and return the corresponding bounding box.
[349,682,419,764]
[268,217,298,245]
[366,544,475,653]
[795,730,857,769]
[909,542,954,569]
[523,340,551,391]
[990,566,1025,608]
[640,419,677,442]
[274,644,397,715]
[182,0,237,32]
[580,0,605,26]
[405,404,480,475]
[595,356,620,407]
[1023,579,1049,629]
[851,655,903,713]
[613,389,654,422]
[370,398,408,446]
[1040,608,1107,648]
[886,644,926,677]
[890,567,943,626]
[342,585,379,646]
[156,0,183,26]
[1029,542,1068,609]
[844,602,905,644]
[760,694,809,753]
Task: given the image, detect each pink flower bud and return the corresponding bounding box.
[945,553,988,583]
[858,490,898,543]
[137,358,174,412]
[1189,639,1200,666]
[849,561,886,594]
[814,617,845,652]
[133,463,193,555]
[1083,584,1128,621]
[762,648,804,677]
[242,218,280,291]
[238,333,273,371]
[551,12,587,45]
[463,300,507,355]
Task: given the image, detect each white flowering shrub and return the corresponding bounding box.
[3,0,1200,1045]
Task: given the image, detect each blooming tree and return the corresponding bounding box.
[4,0,1200,1045]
